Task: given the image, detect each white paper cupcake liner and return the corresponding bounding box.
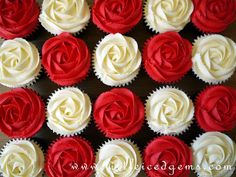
[143,0,158,33]
[92,36,141,87]
[46,86,92,137]
[95,139,142,176]
[145,86,194,136]
[192,34,235,85]
[0,138,45,177]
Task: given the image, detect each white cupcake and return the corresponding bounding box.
[0,38,41,88]
[0,139,44,177]
[144,0,193,33]
[93,33,141,86]
[192,132,236,177]
[39,0,90,35]
[47,87,92,136]
[192,34,236,84]
[96,139,142,177]
[145,86,194,135]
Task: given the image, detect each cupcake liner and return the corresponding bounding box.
[46,87,92,137]
[145,86,194,136]
[92,36,140,87]
[142,36,191,84]
[0,138,45,177]
[143,0,159,33]
[192,34,235,84]
[95,139,142,176]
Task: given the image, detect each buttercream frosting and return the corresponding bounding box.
[0,140,44,177]
[47,87,91,136]
[39,0,90,35]
[192,34,236,84]
[0,38,41,87]
[94,33,141,86]
[144,0,194,33]
[146,87,194,135]
[96,140,142,177]
[192,132,236,177]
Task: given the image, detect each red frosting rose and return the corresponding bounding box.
[191,0,236,33]
[92,0,142,34]
[0,0,39,39]
[42,32,90,86]
[94,88,144,138]
[0,88,45,138]
[45,137,95,177]
[196,85,236,132]
[143,32,192,83]
[144,136,192,177]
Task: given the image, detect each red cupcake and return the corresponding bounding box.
[0,0,40,39]
[191,0,236,33]
[42,32,90,86]
[45,137,95,177]
[143,32,192,83]
[195,85,236,132]
[94,88,144,138]
[144,136,192,177]
[92,0,142,34]
[0,88,45,138]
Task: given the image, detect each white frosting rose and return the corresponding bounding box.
[146,87,194,135]
[144,0,193,33]
[0,140,44,177]
[192,132,236,177]
[96,140,142,177]
[94,33,141,86]
[192,34,236,84]
[39,0,90,35]
[47,87,91,136]
[0,38,41,88]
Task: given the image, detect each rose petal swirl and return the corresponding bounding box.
[192,34,236,84]
[94,33,141,86]
[144,0,194,33]
[96,140,142,177]
[0,140,44,177]
[146,87,194,135]
[192,132,236,177]
[47,87,91,136]
[0,38,41,87]
[94,88,144,138]
[39,0,90,35]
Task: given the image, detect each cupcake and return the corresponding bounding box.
[144,136,192,177]
[93,33,141,86]
[0,88,45,138]
[144,0,194,33]
[191,0,236,33]
[192,132,236,177]
[145,87,194,135]
[47,87,91,136]
[94,88,144,138]
[96,139,142,177]
[195,85,236,132]
[42,33,90,86]
[192,34,236,84]
[92,0,142,34]
[0,0,40,39]
[0,139,44,177]
[143,32,192,83]
[0,38,41,88]
[45,137,95,177]
[39,0,90,35]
